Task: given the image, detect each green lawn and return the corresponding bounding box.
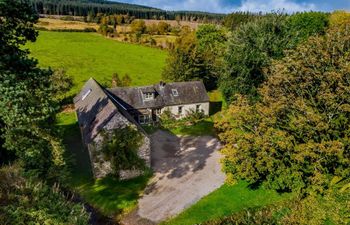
[163,182,292,225]
[57,112,151,217]
[169,118,215,136]
[27,31,167,96]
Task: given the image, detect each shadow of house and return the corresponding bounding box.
[74,78,151,180]
[150,130,221,182]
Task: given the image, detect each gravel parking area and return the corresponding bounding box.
[123,130,225,224]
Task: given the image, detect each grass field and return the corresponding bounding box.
[163,182,292,225]
[36,18,100,30]
[27,31,167,96]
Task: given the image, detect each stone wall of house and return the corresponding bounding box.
[87,112,151,180]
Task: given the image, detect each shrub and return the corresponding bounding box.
[101,126,145,176]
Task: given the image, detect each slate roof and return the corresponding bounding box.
[107,81,210,110]
[74,78,144,144]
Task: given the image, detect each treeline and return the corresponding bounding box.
[30,0,225,22]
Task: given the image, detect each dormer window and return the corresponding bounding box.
[172,89,179,96]
[144,92,154,100]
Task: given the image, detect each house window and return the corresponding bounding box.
[196,104,201,112]
[178,106,183,115]
[139,115,151,124]
[172,89,179,96]
[144,92,154,100]
[156,108,162,115]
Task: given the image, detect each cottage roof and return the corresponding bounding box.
[73,78,145,144]
[107,81,209,110]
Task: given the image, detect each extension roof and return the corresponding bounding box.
[107,81,210,110]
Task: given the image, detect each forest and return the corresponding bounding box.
[1,0,350,224]
[30,0,225,22]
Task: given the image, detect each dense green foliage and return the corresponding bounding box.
[220,12,330,103]
[0,0,68,180]
[101,126,144,174]
[30,0,225,22]
[162,24,226,90]
[216,25,350,194]
[27,31,167,95]
[286,12,329,44]
[0,164,90,224]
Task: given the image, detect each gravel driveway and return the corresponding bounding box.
[123,130,225,224]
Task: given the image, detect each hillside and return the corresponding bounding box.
[30,0,225,22]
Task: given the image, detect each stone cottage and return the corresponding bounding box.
[74,78,151,179]
[74,78,210,179]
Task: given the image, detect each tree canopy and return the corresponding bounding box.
[0,0,67,180]
[216,25,350,194]
[162,24,226,90]
[220,12,330,103]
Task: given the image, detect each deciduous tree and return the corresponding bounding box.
[216,25,350,194]
[0,0,66,180]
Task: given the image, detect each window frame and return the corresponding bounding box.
[178,106,183,115]
[139,114,151,124]
[172,89,179,97]
[143,92,154,101]
[196,104,201,112]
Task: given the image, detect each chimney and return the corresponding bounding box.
[159,81,166,89]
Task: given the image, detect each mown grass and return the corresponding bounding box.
[163,182,292,225]
[57,111,151,217]
[168,118,215,137]
[27,31,167,96]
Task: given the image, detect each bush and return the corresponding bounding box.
[101,126,145,176]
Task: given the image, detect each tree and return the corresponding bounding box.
[162,25,226,90]
[121,74,132,87]
[216,25,350,194]
[111,73,132,87]
[220,12,330,103]
[162,28,207,85]
[51,68,73,102]
[287,11,329,45]
[329,10,350,28]
[196,24,226,89]
[157,21,170,34]
[130,19,146,34]
[220,13,292,103]
[223,12,260,30]
[0,0,66,180]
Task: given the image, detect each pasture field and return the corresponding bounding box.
[36,18,100,30]
[27,31,167,96]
